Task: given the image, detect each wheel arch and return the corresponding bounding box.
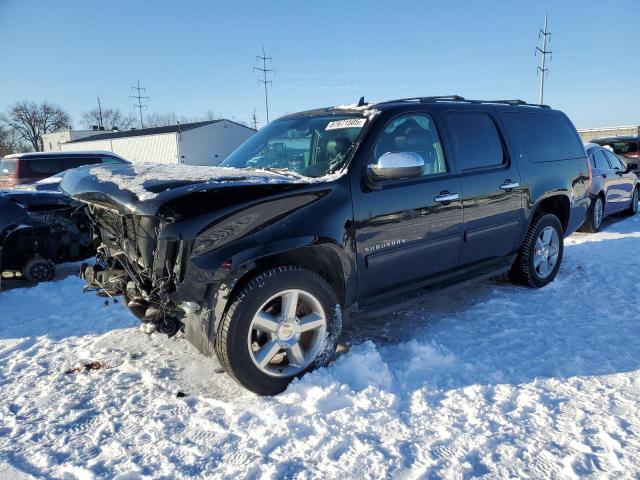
[529,194,571,234]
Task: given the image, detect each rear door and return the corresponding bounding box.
[443,109,523,267]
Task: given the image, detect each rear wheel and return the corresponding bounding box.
[214,267,341,395]
[624,187,638,216]
[579,196,604,233]
[510,213,564,288]
[22,258,55,283]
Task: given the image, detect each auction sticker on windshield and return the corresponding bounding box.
[325,118,367,130]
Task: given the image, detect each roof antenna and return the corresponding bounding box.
[357,96,366,107]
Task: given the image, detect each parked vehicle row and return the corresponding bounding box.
[60,96,593,395]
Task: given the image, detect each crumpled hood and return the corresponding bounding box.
[59,162,329,215]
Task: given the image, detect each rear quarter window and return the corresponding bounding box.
[504,112,584,163]
[0,158,17,175]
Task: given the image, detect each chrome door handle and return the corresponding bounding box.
[500,181,520,190]
[434,192,460,203]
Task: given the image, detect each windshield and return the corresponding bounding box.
[222,115,367,177]
[0,158,16,176]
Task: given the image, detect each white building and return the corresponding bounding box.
[59,120,255,165]
[42,129,110,152]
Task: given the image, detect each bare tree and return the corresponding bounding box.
[1,101,71,152]
[143,110,220,128]
[82,107,135,131]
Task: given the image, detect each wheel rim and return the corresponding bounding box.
[593,198,603,228]
[31,262,51,281]
[533,226,560,279]
[247,289,327,378]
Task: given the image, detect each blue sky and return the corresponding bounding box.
[1,0,638,129]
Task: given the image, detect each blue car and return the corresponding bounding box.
[580,143,639,232]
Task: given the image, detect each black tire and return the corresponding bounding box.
[624,187,638,216]
[578,195,604,233]
[214,266,342,396]
[22,258,55,283]
[510,213,564,288]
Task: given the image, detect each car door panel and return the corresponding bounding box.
[352,111,464,301]
[443,109,523,267]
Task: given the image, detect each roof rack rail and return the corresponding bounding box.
[377,96,550,108]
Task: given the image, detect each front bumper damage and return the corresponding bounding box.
[80,208,214,338]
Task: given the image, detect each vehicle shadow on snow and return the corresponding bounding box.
[341,221,640,394]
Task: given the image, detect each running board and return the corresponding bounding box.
[352,260,513,320]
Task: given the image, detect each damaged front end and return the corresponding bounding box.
[80,206,198,337]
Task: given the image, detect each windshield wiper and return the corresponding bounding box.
[256,167,307,179]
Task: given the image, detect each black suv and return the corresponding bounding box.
[61,96,590,395]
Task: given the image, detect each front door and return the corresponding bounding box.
[443,109,523,267]
[603,149,633,212]
[352,112,464,301]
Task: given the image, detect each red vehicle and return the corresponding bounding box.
[0,151,128,189]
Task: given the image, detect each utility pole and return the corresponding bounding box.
[535,14,552,105]
[251,108,259,130]
[96,96,104,129]
[130,80,149,128]
[254,47,274,124]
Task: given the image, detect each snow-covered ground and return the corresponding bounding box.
[1,214,640,479]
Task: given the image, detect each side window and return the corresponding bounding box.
[593,151,610,170]
[101,156,126,164]
[65,157,101,169]
[373,113,447,176]
[446,111,505,171]
[26,158,64,175]
[604,150,623,170]
[505,112,584,163]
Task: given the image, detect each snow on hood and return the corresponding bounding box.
[90,163,344,201]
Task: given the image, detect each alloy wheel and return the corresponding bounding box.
[593,197,603,229]
[247,289,327,377]
[533,226,560,278]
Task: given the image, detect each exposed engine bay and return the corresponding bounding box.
[0,190,94,284]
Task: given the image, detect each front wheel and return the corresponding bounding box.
[510,213,564,288]
[214,267,341,395]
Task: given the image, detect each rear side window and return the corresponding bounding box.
[505,112,584,163]
[446,112,505,171]
[592,150,610,170]
[26,158,64,175]
[65,157,101,169]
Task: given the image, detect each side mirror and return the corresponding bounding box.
[366,152,424,183]
[625,162,638,173]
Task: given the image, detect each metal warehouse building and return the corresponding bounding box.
[60,120,255,165]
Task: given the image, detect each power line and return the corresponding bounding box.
[254,47,274,123]
[535,14,552,105]
[130,80,149,128]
